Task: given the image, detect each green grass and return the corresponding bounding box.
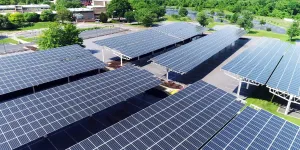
[0,38,18,44]
[19,22,55,31]
[18,36,36,42]
[164,15,192,22]
[246,29,300,43]
[246,87,300,126]
[255,16,292,29]
[207,22,226,28]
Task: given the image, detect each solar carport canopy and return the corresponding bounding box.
[94,23,207,59]
[267,45,300,97]
[67,80,243,150]
[0,65,161,149]
[223,38,290,84]
[203,107,300,150]
[151,27,246,74]
[0,45,106,95]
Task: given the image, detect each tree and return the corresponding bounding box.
[179,7,188,17]
[56,8,73,23]
[38,23,83,50]
[8,12,24,27]
[287,21,300,40]
[40,10,54,22]
[259,19,266,29]
[230,13,239,23]
[24,12,39,22]
[0,15,14,29]
[125,11,135,23]
[134,8,156,27]
[237,10,254,31]
[107,0,132,20]
[196,11,209,27]
[99,12,108,23]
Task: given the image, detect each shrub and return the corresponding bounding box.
[99,12,108,23]
[125,11,135,23]
[24,12,40,22]
[179,7,188,17]
[40,10,54,22]
[266,27,272,31]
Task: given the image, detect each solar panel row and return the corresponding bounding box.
[0,45,106,95]
[151,27,246,74]
[67,80,243,150]
[203,107,300,150]
[0,43,34,54]
[79,28,127,40]
[267,45,300,97]
[223,38,290,84]
[0,65,161,149]
[95,23,207,59]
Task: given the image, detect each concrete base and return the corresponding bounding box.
[277,104,300,118]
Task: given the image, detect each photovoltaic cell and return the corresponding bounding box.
[94,23,207,59]
[79,27,127,39]
[67,80,244,150]
[267,45,300,97]
[151,27,246,74]
[0,45,106,95]
[203,107,300,150]
[0,65,161,149]
[223,38,290,84]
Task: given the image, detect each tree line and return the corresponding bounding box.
[164,0,300,19]
[0,0,82,9]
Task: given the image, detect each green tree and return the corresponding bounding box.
[230,13,239,23]
[107,0,132,20]
[196,11,209,27]
[260,19,266,29]
[125,11,135,23]
[287,21,300,40]
[38,23,83,50]
[237,10,254,31]
[40,10,54,21]
[179,7,188,17]
[56,8,73,23]
[8,12,24,27]
[99,12,108,23]
[134,8,156,27]
[24,12,39,22]
[0,14,14,29]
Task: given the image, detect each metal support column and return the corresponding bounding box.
[166,69,169,81]
[101,48,105,62]
[120,55,123,66]
[237,79,242,100]
[285,96,293,115]
[246,83,249,89]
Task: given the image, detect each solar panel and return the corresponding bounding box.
[267,45,300,97]
[94,23,207,59]
[151,27,246,74]
[0,65,161,149]
[203,107,300,150]
[223,38,290,84]
[67,80,244,150]
[79,28,127,40]
[0,56,106,95]
[0,44,90,73]
[153,22,207,39]
[0,43,34,54]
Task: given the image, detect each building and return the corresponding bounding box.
[0,4,50,14]
[87,0,111,16]
[68,8,95,22]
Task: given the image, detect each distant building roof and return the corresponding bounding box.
[0,4,50,9]
[68,8,94,12]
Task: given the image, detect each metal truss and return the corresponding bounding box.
[223,70,261,86]
[269,88,300,105]
[103,46,131,60]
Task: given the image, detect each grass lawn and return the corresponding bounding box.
[246,29,300,44]
[0,38,18,44]
[255,16,292,29]
[164,15,192,22]
[18,36,36,42]
[246,87,300,126]
[19,22,55,30]
[207,22,226,28]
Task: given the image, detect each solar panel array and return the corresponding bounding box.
[95,23,207,59]
[0,45,106,95]
[203,107,300,150]
[67,80,244,150]
[223,38,290,84]
[0,43,35,54]
[152,22,207,39]
[267,45,300,97]
[79,27,127,40]
[0,65,161,149]
[151,27,246,74]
